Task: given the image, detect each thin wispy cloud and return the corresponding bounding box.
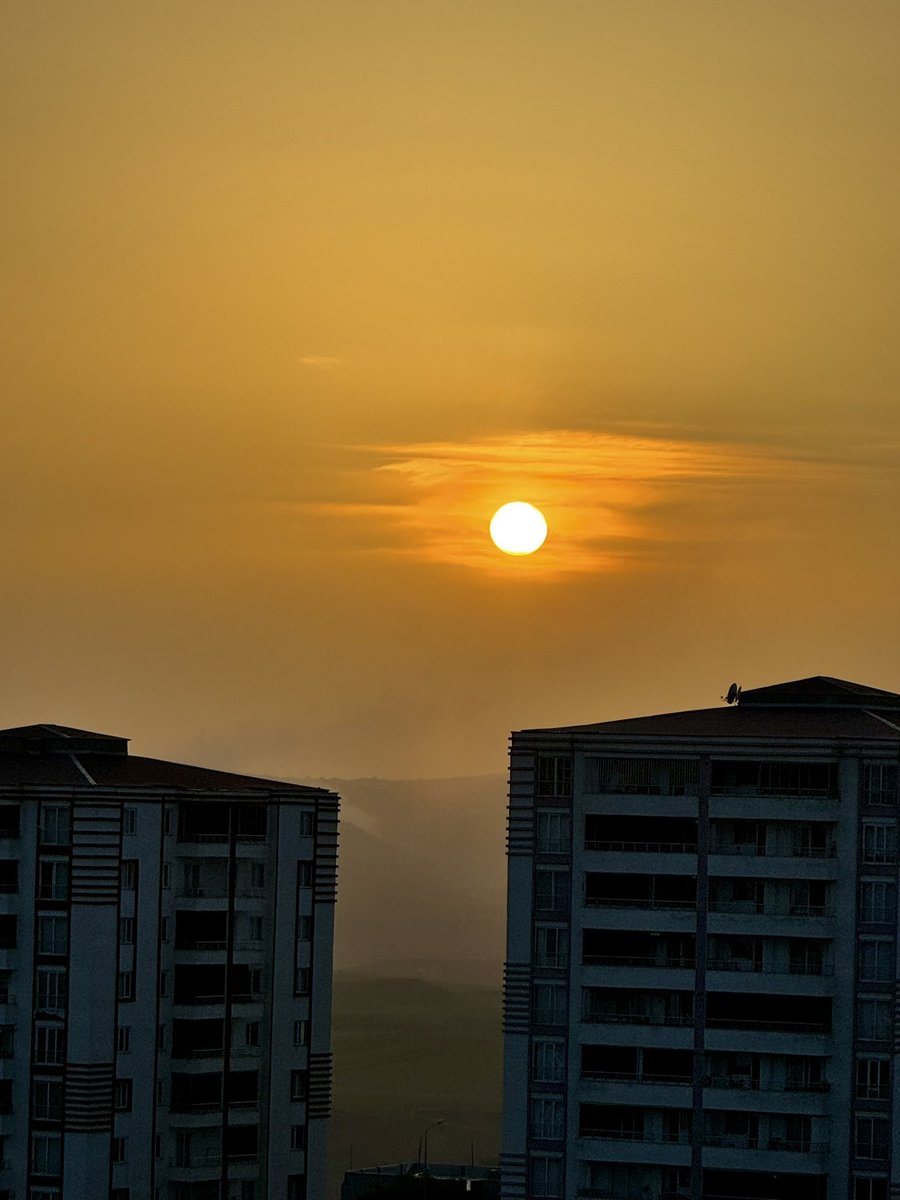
[292,429,856,576]
[298,355,341,370]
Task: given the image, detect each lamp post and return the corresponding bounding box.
[420,1119,445,1199]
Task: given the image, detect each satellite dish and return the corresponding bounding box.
[723,683,742,705]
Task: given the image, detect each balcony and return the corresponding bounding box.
[586,841,698,854]
[583,955,695,970]
[706,960,833,978]
[585,897,696,912]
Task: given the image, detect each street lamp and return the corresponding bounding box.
[419,1119,445,1199]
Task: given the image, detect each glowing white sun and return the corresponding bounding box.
[489,502,548,556]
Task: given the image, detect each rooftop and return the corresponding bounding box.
[519,676,900,742]
[0,724,331,796]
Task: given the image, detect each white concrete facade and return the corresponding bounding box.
[501,677,900,1200]
[0,724,338,1200]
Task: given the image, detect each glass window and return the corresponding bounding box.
[296,916,311,942]
[534,925,568,969]
[536,812,571,855]
[31,1078,63,1121]
[532,1039,565,1083]
[298,862,313,888]
[859,940,893,983]
[112,1136,126,1164]
[864,763,898,806]
[245,1021,259,1048]
[856,1058,890,1101]
[40,806,70,846]
[854,1179,888,1200]
[34,1025,64,1065]
[858,998,892,1041]
[121,861,137,890]
[31,1132,62,1175]
[290,1070,307,1101]
[290,1124,306,1150]
[38,915,67,957]
[534,869,568,914]
[533,982,567,1027]
[123,808,136,835]
[119,918,135,946]
[862,823,896,864]
[856,1115,890,1160]
[294,968,310,996]
[38,860,68,901]
[36,969,66,1013]
[293,1019,308,1047]
[114,1080,133,1112]
[538,756,572,798]
[117,1026,131,1054]
[861,880,895,924]
[530,1096,564,1140]
[298,813,314,837]
[250,863,265,890]
[530,1155,564,1198]
[117,971,134,1002]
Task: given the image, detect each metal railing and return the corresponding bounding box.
[582,1070,691,1085]
[585,897,697,911]
[706,959,833,977]
[582,1012,693,1026]
[582,955,695,969]
[585,841,697,854]
[705,1017,829,1034]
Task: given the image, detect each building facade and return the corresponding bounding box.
[501,677,900,1200]
[0,723,338,1200]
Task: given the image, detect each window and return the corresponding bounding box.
[38,914,67,957]
[0,973,9,1004]
[536,811,571,855]
[245,1021,259,1048]
[0,1079,11,1113]
[164,806,174,835]
[858,998,892,1041]
[864,763,898,806]
[287,1176,306,1200]
[118,971,135,1002]
[533,982,567,1027]
[856,1058,890,1101]
[123,808,136,835]
[114,1079,133,1112]
[294,968,310,996]
[250,916,265,942]
[117,1026,131,1054]
[298,862,313,888]
[862,822,896,864]
[38,860,68,901]
[121,861,137,890]
[162,863,171,889]
[290,1124,306,1150]
[537,756,572,798]
[161,917,169,942]
[31,1078,62,1121]
[112,1136,127,1164]
[859,940,893,983]
[854,1180,888,1200]
[530,1096,564,1140]
[111,1190,131,1200]
[159,971,168,998]
[293,1019,308,1047]
[530,1155,564,1198]
[0,805,20,838]
[34,1025,64,1065]
[861,880,895,924]
[36,968,66,1013]
[534,925,568,969]
[290,1070,308,1101]
[182,863,201,894]
[534,869,568,914]
[297,916,311,942]
[532,1039,565,1083]
[298,812,314,837]
[119,917,135,946]
[31,1131,62,1175]
[40,805,70,846]
[856,1115,890,1160]
[0,917,16,948]
[250,863,265,891]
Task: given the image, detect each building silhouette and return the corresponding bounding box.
[0,723,338,1200]
[501,677,900,1200]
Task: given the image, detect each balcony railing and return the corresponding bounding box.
[711,845,836,858]
[582,955,695,969]
[585,897,697,911]
[708,903,833,918]
[705,1017,829,1034]
[586,841,697,854]
[582,1012,693,1026]
[582,1070,692,1085]
[706,959,833,977]
[578,1129,692,1145]
[172,1151,222,1168]
[175,940,227,951]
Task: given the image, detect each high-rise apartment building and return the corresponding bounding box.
[0,723,339,1200]
[501,677,900,1200]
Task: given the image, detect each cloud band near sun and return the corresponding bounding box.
[293,428,851,576]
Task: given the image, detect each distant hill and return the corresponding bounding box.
[298,775,508,985]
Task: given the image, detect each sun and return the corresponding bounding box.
[489,501,548,556]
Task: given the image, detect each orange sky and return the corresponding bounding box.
[3,1,899,777]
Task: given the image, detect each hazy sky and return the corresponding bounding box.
[3,1,899,778]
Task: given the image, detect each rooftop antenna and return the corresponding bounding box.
[723,682,742,705]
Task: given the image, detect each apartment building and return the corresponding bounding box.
[501,677,900,1200]
[0,723,338,1200]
